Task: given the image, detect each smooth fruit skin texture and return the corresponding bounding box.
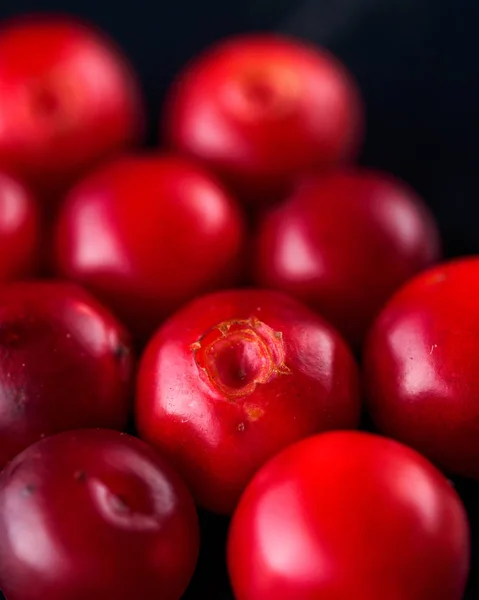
[364,256,479,480]
[228,431,470,600]
[0,281,133,469]
[163,34,363,202]
[54,154,245,340]
[0,429,200,600]
[136,289,360,515]
[0,15,142,199]
[255,169,441,346]
[0,172,39,282]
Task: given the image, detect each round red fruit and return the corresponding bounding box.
[0,172,39,282]
[163,34,363,202]
[136,289,360,515]
[54,154,246,340]
[255,169,441,346]
[228,431,470,600]
[364,256,479,480]
[0,429,199,600]
[0,15,142,199]
[0,281,133,468]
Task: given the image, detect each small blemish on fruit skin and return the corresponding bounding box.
[21,484,36,497]
[237,423,245,432]
[74,470,87,482]
[109,494,129,513]
[114,342,129,362]
[245,405,265,421]
[10,388,28,414]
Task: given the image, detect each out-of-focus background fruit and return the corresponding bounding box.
[2,0,476,254]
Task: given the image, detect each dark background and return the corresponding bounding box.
[1,0,478,598]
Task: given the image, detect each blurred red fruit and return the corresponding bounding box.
[255,169,441,346]
[0,15,143,201]
[0,281,134,468]
[0,429,199,600]
[163,34,363,203]
[364,256,479,480]
[54,154,246,340]
[0,172,40,281]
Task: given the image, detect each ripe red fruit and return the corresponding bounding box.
[0,172,39,282]
[0,429,199,600]
[364,256,479,480]
[255,169,441,346]
[163,34,363,202]
[228,431,470,600]
[0,281,133,468]
[54,154,246,340]
[0,15,142,200]
[136,289,360,515]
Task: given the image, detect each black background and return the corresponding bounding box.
[1,0,479,598]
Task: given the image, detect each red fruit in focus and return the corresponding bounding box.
[364,256,479,480]
[0,172,39,281]
[255,169,441,346]
[228,431,470,600]
[54,154,246,340]
[0,281,133,468]
[163,34,363,202]
[0,15,142,199]
[136,289,360,514]
[0,429,199,600]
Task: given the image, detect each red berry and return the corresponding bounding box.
[136,289,360,515]
[0,429,199,600]
[0,172,39,281]
[0,15,142,199]
[163,34,363,203]
[255,169,441,346]
[228,431,470,600]
[0,281,133,468]
[364,257,479,480]
[54,154,246,340]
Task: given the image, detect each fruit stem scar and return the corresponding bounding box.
[191,317,291,399]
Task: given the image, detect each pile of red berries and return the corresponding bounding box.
[0,13,474,600]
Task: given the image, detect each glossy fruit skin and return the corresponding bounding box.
[0,281,133,469]
[0,172,39,282]
[54,154,246,340]
[0,429,199,600]
[255,169,441,346]
[0,15,142,199]
[364,256,479,480]
[163,34,363,203]
[228,431,470,600]
[136,289,360,515]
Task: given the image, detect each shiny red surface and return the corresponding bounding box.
[255,169,441,346]
[228,431,470,600]
[0,173,39,282]
[0,282,133,468]
[135,289,360,515]
[0,429,199,600]
[163,34,363,202]
[0,15,142,199]
[364,256,479,480]
[54,154,246,340]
